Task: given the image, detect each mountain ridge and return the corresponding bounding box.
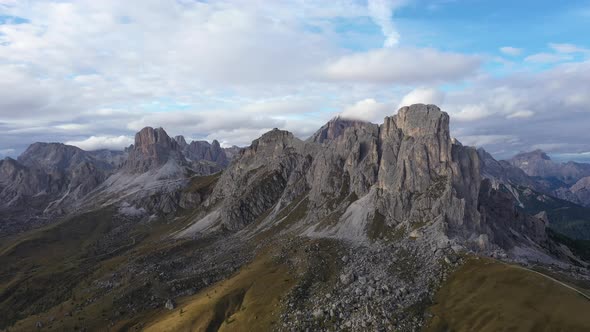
[1,104,590,331]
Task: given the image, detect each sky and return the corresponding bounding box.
[0,0,589,161]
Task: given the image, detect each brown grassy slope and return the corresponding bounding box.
[426,257,590,332]
[142,250,297,332]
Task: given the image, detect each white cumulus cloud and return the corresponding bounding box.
[65,135,133,151]
[341,98,390,122]
[398,87,445,108]
[322,48,480,84]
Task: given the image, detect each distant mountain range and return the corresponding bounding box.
[1,104,589,331]
[0,128,239,235]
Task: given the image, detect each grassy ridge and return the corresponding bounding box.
[426,257,590,332]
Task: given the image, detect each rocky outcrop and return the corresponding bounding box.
[174,135,238,167]
[192,104,548,253]
[125,127,185,173]
[174,135,188,149]
[182,138,229,167]
[222,145,241,161]
[478,148,539,188]
[1,126,235,235]
[308,117,371,144]
[209,129,306,230]
[89,150,128,168]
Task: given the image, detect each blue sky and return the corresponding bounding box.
[0,0,589,161]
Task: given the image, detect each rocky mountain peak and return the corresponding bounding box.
[513,149,552,161]
[509,149,590,185]
[309,116,371,144]
[174,135,188,148]
[134,127,178,152]
[250,128,301,154]
[125,127,184,173]
[395,104,450,138]
[18,142,90,172]
[182,139,228,167]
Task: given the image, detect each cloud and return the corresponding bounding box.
[506,110,534,119]
[444,60,590,159]
[65,135,133,151]
[459,135,518,147]
[549,43,589,54]
[531,143,567,152]
[322,48,480,84]
[449,104,492,122]
[524,52,572,63]
[499,46,523,56]
[126,109,285,134]
[341,98,390,122]
[0,148,16,156]
[553,151,590,162]
[398,87,445,108]
[367,0,407,48]
[0,0,588,163]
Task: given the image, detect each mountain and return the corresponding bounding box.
[307,116,371,143]
[507,149,590,207]
[174,135,239,167]
[570,176,590,204]
[125,127,186,173]
[1,104,589,331]
[0,128,233,236]
[201,104,550,251]
[0,144,117,235]
[509,150,590,184]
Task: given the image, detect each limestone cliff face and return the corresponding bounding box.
[198,104,547,251]
[184,140,228,166]
[125,127,185,173]
[209,129,306,230]
[174,135,232,167]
